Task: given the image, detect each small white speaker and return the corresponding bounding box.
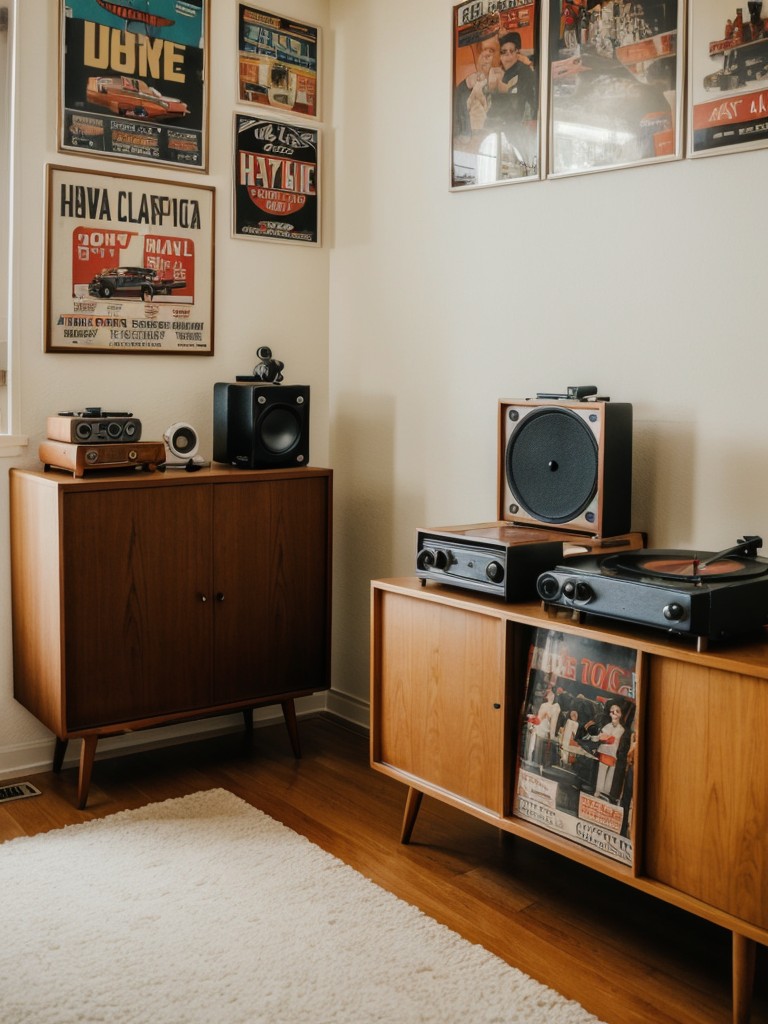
[163,422,205,468]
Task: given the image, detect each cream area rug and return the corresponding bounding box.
[0,789,606,1024]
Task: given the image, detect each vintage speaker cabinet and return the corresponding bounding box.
[10,466,332,808]
[370,578,768,1024]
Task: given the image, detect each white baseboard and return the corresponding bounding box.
[0,690,369,781]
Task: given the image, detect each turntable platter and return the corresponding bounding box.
[602,536,768,583]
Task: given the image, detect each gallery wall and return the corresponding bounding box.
[0,0,332,777]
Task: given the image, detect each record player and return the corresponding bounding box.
[536,535,768,650]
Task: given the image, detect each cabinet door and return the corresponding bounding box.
[212,477,330,702]
[62,485,213,728]
[374,590,506,814]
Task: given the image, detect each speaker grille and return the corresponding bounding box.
[505,407,599,524]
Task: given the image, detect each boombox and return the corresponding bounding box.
[498,398,633,537]
[213,382,309,469]
[47,412,142,444]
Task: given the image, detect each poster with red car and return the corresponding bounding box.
[59,0,208,170]
[46,165,215,354]
[233,113,319,245]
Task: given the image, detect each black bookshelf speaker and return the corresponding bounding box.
[498,399,632,537]
[213,383,309,469]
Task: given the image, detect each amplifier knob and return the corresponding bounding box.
[537,574,560,600]
[485,561,504,583]
[85,449,99,464]
[575,581,593,602]
[663,602,685,622]
[563,580,576,598]
[107,421,122,438]
[417,548,449,571]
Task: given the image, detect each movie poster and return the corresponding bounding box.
[237,3,319,120]
[59,0,208,170]
[514,628,638,866]
[45,165,215,354]
[547,0,684,176]
[451,0,542,188]
[233,114,320,245]
[688,1,768,157]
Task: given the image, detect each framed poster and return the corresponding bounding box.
[451,0,542,188]
[514,628,638,866]
[547,0,684,177]
[688,2,768,157]
[59,0,209,171]
[45,165,215,355]
[233,114,320,245]
[237,4,319,120]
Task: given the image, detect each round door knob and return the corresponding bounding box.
[216,592,225,602]
[199,593,208,603]
[663,602,685,621]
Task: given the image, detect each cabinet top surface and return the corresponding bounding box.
[11,465,332,491]
[372,577,768,678]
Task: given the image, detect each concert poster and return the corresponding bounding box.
[451,0,542,189]
[233,113,320,246]
[45,165,215,355]
[237,3,319,120]
[514,628,638,866]
[547,0,684,177]
[58,0,208,170]
[688,1,768,157]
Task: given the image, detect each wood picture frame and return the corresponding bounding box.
[45,164,215,355]
[237,3,320,122]
[58,0,209,171]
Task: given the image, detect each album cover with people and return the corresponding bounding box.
[514,627,638,865]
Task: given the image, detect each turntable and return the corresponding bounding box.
[536,535,768,650]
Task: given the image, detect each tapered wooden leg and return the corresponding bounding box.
[400,787,423,845]
[732,932,756,1024]
[280,699,301,759]
[53,737,68,773]
[77,736,98,810]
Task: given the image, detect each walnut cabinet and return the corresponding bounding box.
[370,578,768,1024]
[10,466,332,807]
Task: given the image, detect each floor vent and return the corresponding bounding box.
[0,782,41,803]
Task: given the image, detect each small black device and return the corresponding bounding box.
[534,386,599,401]
[213,382,309,469]
[48,410,142,444]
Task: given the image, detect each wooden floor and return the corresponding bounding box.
[1,714,765,1024]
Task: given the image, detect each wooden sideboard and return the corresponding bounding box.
[10,466,332,807]
[370,577,768,1024]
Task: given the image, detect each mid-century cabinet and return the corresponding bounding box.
[10,466,332,807]
[370,578,768,1024]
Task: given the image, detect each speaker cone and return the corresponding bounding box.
[505,407,598,524]
[260,406,302,454]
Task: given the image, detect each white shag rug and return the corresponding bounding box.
[0,789,606,1024]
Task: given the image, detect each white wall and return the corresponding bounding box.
[327,0,768,715]
[0,0,331,777]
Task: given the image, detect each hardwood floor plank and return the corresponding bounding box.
[0,715,765,1024]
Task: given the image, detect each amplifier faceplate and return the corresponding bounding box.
[39,440,166,477]
[416,523,646,602]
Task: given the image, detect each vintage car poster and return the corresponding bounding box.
[45,165,215,354]
[451,0,542,188]
[514,628,638,866]
[233,113,320,245]
[688,2,768,157]
[59,0,208,170]
[237,3,319,120]
[547,0,684,176]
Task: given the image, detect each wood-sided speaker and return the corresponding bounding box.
[213,382,309,469]
[498,399,633,537]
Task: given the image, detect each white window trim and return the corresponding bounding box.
[0,0,27,454]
